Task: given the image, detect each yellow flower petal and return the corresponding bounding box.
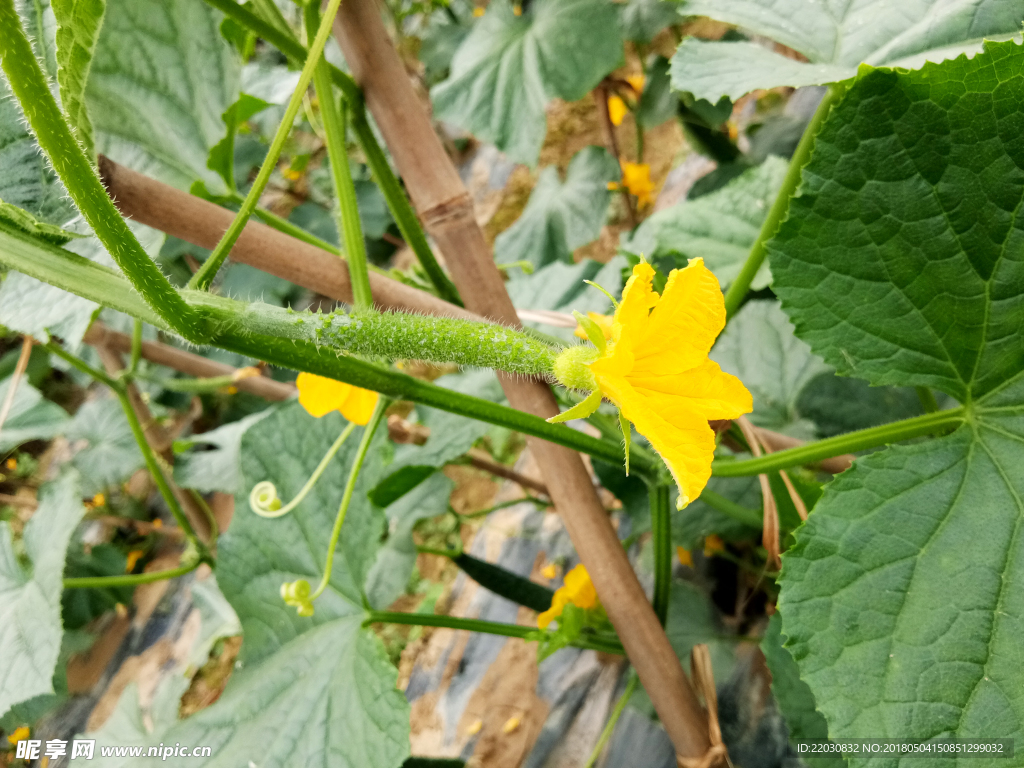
[626,73,645,94]
[607,95,628,126]
[563,564,598,609]
[620,162,655,208]
[573,312,614,342]
[704,534,725,557]
[296,372,379,425]
[472,5,484,16]
[503,715,522,733]
[125,549,144,573]
[8,725,29,744]
[677,547,693,567]
[541,563,558,579]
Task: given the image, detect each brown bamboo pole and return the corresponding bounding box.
[332,1,711,758]
[98,157,480,322]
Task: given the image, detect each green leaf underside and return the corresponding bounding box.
[66,397,145,496]
[621,0,678,44]
[431,0,622,165]
[671,0,1024,101]
[0,375,71,453]
[173,409,272,495]
[52,0,106,158]
[148,403,408,767]
[770,41,1024,405]
[494,146,619,269]
[86,0,239,190]
[621,157,788,291]
[774,42,1024,763]
[0,472,86,718]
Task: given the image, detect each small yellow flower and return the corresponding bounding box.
[502,715,522,734]
[125,550,144,573]
[607,95,628,126]
[551,260,752,508]
[704,534,725,557]
[573,312,613,342]
[541,563,558,579]
[92,493,105,507]
[606,181,620,191]
[296,372,379,425]
[472,5,484,16]
[626,73,645,94]
[466,718,483,736]
[620,162,655,208]
[152,518,163,528]
[5,457,16,470]
[283,168,302,182]
[8,725,29,744]
[537,564,598,628]
[512,3,522,15]
[677,546,693,567]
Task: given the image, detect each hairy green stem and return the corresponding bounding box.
[712,408,966,477]
[310,399,388,600]
[722,84,841,319]
[306,2,372,310]
[64,562,200,589]
[583,673,639,768]
[916,386,940,413]
[0,228,645,471]
[200,0,461,306]
[651,484,671,625]
[365,611,624,654]
[0,0,207,341]
[127,319,143,378]
[188,0,344,291]
[46,342,209,559]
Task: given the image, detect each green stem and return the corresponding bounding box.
[722,84,842,319]
[249,421,356,518]
[127,318,143,378]
[0,231,644,471]
[916,386,940,413]
[45,342,209,560]
[699,488,762,529]
[200,0,461,306]
[310,399,388,600]
[145,372,238,393]
[64,562,200,589]
[650,484,671,625]
[0,0,207,341]
[712,407,966,477]
[456,496,552,520]
[188,0,345,291]
[365,611,625,654]
[583,673,639,768]
[306,2,372,310]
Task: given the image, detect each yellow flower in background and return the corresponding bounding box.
[296,372,379,425]
[8,725,29,744]
[626,73,645,94]
[472,5,485,16]
[607,95,628,126]
[573,312,613,342]
[125,550,144,573]
[541,563,558,579]
[677,546,693,567]
[512,3,522,15]
[620,162,654,207]
[537,564,598,628]
[551,260,752,508]
[704,534,725,557]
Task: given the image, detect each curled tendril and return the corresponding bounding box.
[248,421,357,519]
[281,579,314,616]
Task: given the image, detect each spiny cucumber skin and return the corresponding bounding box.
[237,304,558,376]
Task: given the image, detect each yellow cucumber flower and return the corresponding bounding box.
[296,372,379,425]
[550,259,752,508]
[626,73,645,94]
[573,312,613,342]
[536,563,598,628]
[607,94,629,126]
[620,162,655,208]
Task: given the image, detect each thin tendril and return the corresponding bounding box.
[249,421,357,518]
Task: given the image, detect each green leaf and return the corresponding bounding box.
[52,0,106,158]
[761,615,845,768]
[0,471,86,718]
[66,397,145,496]
[621,0,677,44]
[431,0,623,165]
[768,41,1024,404]
[675,474,761,550]
[0,374,70,453]
[621,157,788,291]
[207,92,270,190]
[174,410,273,495]
[636,56,676,130]
[139,402,409,767]
[796,374,926,439]
[711,300,829,439]
[665,580,735,678]
[61,542,131,630]
[670,0,1024,101]
[494,146,619,269]
[0,201,80,245]
[85,0,240,190]
[365,472,454,610]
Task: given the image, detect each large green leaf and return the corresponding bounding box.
[0,471,86,719]
[621,0,678,44]
[773,42,1024,760]
[52,0,106,158]
[621,156,788,291]
[494,146,619,269]
[174,409,273,495]
[144,402,409,767]
[66,397,145,496]
[769,42,1024,404]
[431,0,622,165]
[671,0,1024,101]
[85,0,240,190]
[0,374,70,453]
